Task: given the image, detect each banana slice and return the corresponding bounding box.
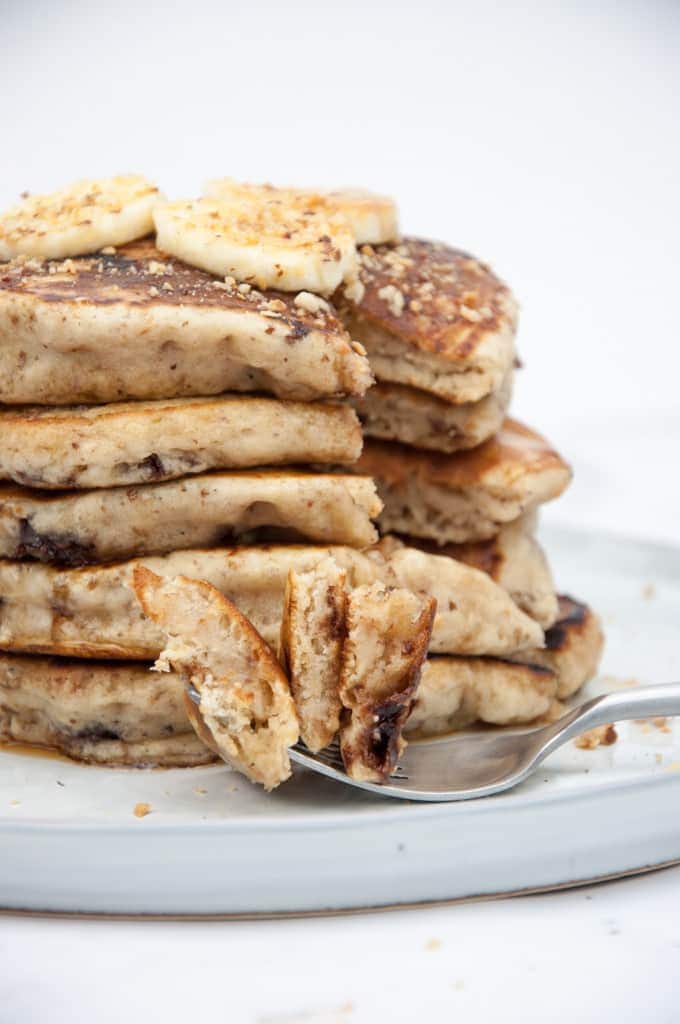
[205,178,399,245]
[154,190,358,294]
[0,175,161,260]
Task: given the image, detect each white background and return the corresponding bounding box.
[1,2,679,1021]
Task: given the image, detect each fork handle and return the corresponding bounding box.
[543,682,680,753]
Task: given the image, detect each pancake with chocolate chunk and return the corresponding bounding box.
[0,471,381,564]
[0,240,372,406]
[354,419,572,544]
[406,595,604,737]
[399,515,559,629]
[0,652,214,767]
[0,396,363,490]
[335,238,517,405]
[0,542,542,661]
[351,372,512,453]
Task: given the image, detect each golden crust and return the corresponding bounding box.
[132,567,299,790]
[0,239,342,328]
[514,595,605,698]
[357,419,570,491]
[337,237,518,361]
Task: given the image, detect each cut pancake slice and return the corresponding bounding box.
[0,542,542,661]
[351,372,512,453]
[335,238,517,405]
[0,471,381,565]
[0,397,363,490]
[132,568,299,790]
[401,516,559,629]
[0,651,213,767]
[339,583,435,781]
[279,558,347,753]
[354,419,572,544]
[406,595,604,737]
[0,240,372,406]
[154,193,357,294]
[0,176,161,260]
[205,179,399,246]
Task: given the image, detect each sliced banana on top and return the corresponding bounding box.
[205,178,399,246]
[154,189,358,294]
[0,175,162,260]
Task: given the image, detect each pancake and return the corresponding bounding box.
[0,651,214,767]
[0,397,362,490]
[279,558,347,753]
[351,372,512,453]
[0,542,542,660]
[0,471,381,565]
[400,516,559,629]
[335,238,517,404]
[405,659,557,737]
[133,569,299,791]
[0,240,372,405]
[338,582,435,781]
[506,595,604,698]
[354,419,572,544]
[406,595,603,737]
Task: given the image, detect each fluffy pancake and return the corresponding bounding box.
[0,542,542,660]
[401,516,559,629]
[406,595,603,736]
[0,471,381,565]
[279,558,347,753]
[351,372,512,453]
[336,238,517,404]
[406,659,556,737]
[0,240,372,405]
[354,419,572,544]
[506,595,604,698]
[339,583,435,781]
[0,651,214,766]
[133,569,299,790]
[0,397,362,490]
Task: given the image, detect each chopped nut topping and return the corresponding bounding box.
[377,283,405,317]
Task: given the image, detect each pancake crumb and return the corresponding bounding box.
[575,724,618,750]
[133,801,152,818]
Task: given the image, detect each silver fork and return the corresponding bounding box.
[287,683,680,801]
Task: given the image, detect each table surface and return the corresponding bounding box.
[2,2,679,1020]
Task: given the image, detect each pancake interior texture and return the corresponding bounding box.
[351,372,512,453]
[0,240,372,405]
[0,471,381,565]
[0,541,543,660]
[355,419,572,544]
[0,651,214,767]
[0,397,363,490]
[132,568,299,791]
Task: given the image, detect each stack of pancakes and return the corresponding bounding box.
[0,178,603,772]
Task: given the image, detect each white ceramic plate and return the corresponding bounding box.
[1,525,679,916]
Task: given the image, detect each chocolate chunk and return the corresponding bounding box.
[16,519,97,567]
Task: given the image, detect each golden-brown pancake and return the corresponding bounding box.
[0,240,372,405]
[0,396,362,489]
[354,419,572,544]
[336,238,517,404]
[0,471,381,564]
[0,651,214,767]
